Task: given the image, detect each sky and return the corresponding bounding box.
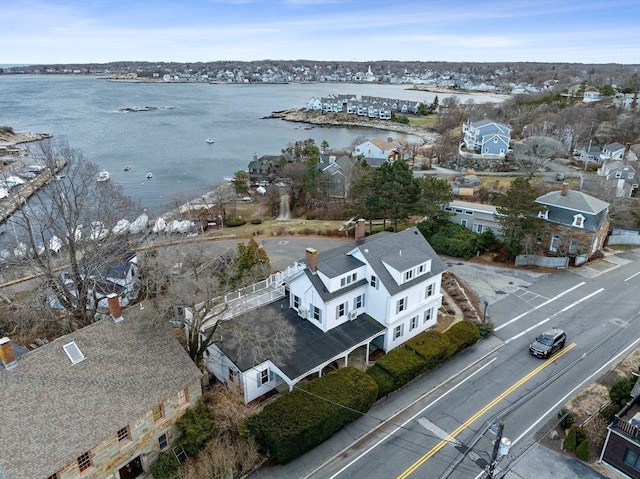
[1,0,639,65]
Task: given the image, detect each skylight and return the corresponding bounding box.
[63,341,85,364]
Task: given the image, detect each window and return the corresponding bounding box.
[623,447,640,472]
[461,219,468,228]
[424,308,433,323]
[455,208,464,214]
[117,426,131,444]
[353,294,364,309]
[370,276,378,289]
[425,283,434,298]
[628,172,635,179]
[260,369,269,385]
[444,206,453,212]
[77,451,92,473]
[572,214,585,228]
[293,295,300,309]
[396,297,407,314]
[537,210,548,219]
[476,224,484,233]
[493,137,498,143]
[568,239,578,254]
[63,341,85,364]
[615,171,622,178]
[336,302,347,317]
[340,273,357,287]
[410,316,418,331]
[229,368,237,381]
[158,433,169,450]
[177,387,189,405]
[393,324,404,340]
[46,474,59,479]
[152,403,164,422]
[404,269,414,281]
[312,305,321,322]
[465,210,474,215]
[549,235,560,253]
[418,264,425,274]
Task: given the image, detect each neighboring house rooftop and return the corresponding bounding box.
[0,314,202,479]
[536,188,610,215]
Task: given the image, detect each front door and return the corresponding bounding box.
[119,456,144,479]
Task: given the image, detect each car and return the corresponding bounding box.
[529,328,566,358]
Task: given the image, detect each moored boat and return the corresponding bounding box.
[96,170,110,182]
[146,172,153,179]
[124,165,132,171]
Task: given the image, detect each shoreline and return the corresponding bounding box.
[265,108,439,144]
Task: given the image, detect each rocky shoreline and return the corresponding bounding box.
[265,109,439,144]
[0,126,52,146]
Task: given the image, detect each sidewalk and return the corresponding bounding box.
[249,335,505,478]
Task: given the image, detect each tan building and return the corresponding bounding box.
[0,296,202,479]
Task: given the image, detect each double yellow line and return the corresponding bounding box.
[397,343,576,479]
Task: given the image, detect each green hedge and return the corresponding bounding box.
[374,346,427,387]
[404,330,451,370]
[175,397,214,455]
[245,367,377,464]
[443,321,480,355]
[225,218,247,227]
[366,364,397,399]
[565,425,586,451]
[151,451,180,479]
[575,439,590,461]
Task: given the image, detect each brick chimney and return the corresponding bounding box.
[355,218,366,241]
[107,293,123,323]
[561,182,569,196]
[0,337,17,370]
[305,248,318,273]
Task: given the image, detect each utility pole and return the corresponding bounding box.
[485,420,504,479]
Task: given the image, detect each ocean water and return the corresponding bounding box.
[0,75,502,215]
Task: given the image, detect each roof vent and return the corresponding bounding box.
[63,341,85,364]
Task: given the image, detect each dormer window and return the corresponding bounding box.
[572,214,585,228]
[404,269,414,282]
[340,273,357,287]
[538,210,549,219]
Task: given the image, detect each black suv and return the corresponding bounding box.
[529,328,566,358]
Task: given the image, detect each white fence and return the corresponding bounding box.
[515,255,569,268]
[608,228,640,246]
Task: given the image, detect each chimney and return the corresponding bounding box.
[253,153,258,161]
[355,218,366,241]
[623,143,631,164]
[0,337,17,370]
[561,182,569,196]
[305,247,318,273]
[107,294,123,323]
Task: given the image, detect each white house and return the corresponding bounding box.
[354,137,409,160]
[205,223,446,403]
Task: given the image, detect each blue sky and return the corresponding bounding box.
[1,0,639,65]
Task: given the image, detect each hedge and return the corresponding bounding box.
[150,451,180,479]
[575,439,590,461]
[443,321,480,356]
[224,218,247,227]
[366,364,396,399]
[565,425,586,451]
[374,346,427,387]
[175,397,214,455]
[404,330,451,370]
[245,367,377,464]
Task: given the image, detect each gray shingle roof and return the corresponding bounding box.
[536,189,609,215]
[216,298,385,380]
[0,316,202,479]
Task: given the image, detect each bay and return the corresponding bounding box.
[0,75,502,216]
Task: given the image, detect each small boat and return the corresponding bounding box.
[124,165,132,171]
[206,138,215,144]
[96,170,110,182]
[146,172,153,179]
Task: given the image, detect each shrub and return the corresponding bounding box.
[565,425,586,451]
[375,346,426,387]
[250,219,262,224]
[609,376,635,409]
[557,408,575,429]
[245,367,377,464]
[176,398,214,455]
[600,403,619,422]
[404,330,451,371]
[151,451,180,479]
[575,438,590,461]
[366,364,397,399]
[476,321,494,338]
[443,321,480,356]
[225,218,247,227]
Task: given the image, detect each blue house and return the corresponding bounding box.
[462,119,511,158]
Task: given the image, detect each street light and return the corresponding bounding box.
[483,300,489,323]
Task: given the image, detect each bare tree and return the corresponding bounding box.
[0,140,137,330]
[512,136,567,177]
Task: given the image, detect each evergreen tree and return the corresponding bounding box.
[494,178,541,255]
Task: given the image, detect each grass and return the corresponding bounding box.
[408,116,437,128]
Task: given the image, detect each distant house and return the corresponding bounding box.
[205,224,446,403]
[462,119,511,158]
[248,153,280,183]
[577,145,603,164]
[535,183,610,257]
[599,376,640,478]
[441,200,503,236]
[354,137,409,161]
[600,142,627,162]
[316,154,355,198]
[0,296,203,479]
[597,160,638,198]
[582,87,605,103]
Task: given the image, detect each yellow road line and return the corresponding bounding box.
[397,343,576,479]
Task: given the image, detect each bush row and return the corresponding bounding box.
[367,321,481,399]
[417,220,499,260]
[245,367,378,464]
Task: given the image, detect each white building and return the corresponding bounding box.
[205,223,446,403]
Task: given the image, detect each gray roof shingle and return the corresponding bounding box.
[536,189,609,215]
